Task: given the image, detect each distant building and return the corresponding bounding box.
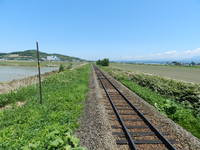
[41,57,47,61]
[46,56,60,61]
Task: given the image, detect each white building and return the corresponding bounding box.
[46,56,60,61]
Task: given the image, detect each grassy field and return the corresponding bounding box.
[0,60,83,67]
[102,66,200,139]
[111,63,200,83]
[0,65,90,149]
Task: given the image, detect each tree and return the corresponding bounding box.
[171,61,182,66]
[96,59,101,65]
[96,58,109,66]
[191,61,196,66]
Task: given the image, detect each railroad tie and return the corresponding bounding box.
[116,139,176,145]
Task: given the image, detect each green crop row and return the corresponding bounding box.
[102,67,200,138]
[0,65,90,149]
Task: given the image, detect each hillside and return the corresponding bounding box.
[0,50,84,62]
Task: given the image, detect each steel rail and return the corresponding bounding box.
[94,65,176,150]
[95,67,137,150]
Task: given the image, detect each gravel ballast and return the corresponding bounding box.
[76,67,118,150]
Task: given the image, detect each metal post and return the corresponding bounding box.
[36,41,42,104]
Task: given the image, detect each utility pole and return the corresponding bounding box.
[36,41,43,104]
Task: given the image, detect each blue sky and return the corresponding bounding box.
[0,0,200,60]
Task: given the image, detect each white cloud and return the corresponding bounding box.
[120,48,200,60]
[184,48,200,55]
[163,50,177,55]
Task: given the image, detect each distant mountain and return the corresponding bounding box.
[0,50,84,62]
[114,56,200,64]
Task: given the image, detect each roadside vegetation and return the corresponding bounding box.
[102,67,200,138]
[0,65,90,149]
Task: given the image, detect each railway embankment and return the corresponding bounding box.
[102,67,200,140]
[93,66,200,150]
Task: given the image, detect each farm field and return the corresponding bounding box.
[0,60,83,67]
[0,65,90,149]
[111,63,200,83]
[0,61,85,82]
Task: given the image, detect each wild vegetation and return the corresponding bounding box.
[0,65,90,149]
[102,67,200,138]
[128,73,200,114]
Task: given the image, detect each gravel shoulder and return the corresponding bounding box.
[76,67,118,150]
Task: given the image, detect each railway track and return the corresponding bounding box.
[94,65,177,150]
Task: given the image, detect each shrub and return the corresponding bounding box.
[59,64,65,72]
[67,63,73,70]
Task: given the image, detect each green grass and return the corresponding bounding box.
[102,67,200,139]
[0,65,90,149]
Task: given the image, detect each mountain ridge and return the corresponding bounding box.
[0,50,84,62]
